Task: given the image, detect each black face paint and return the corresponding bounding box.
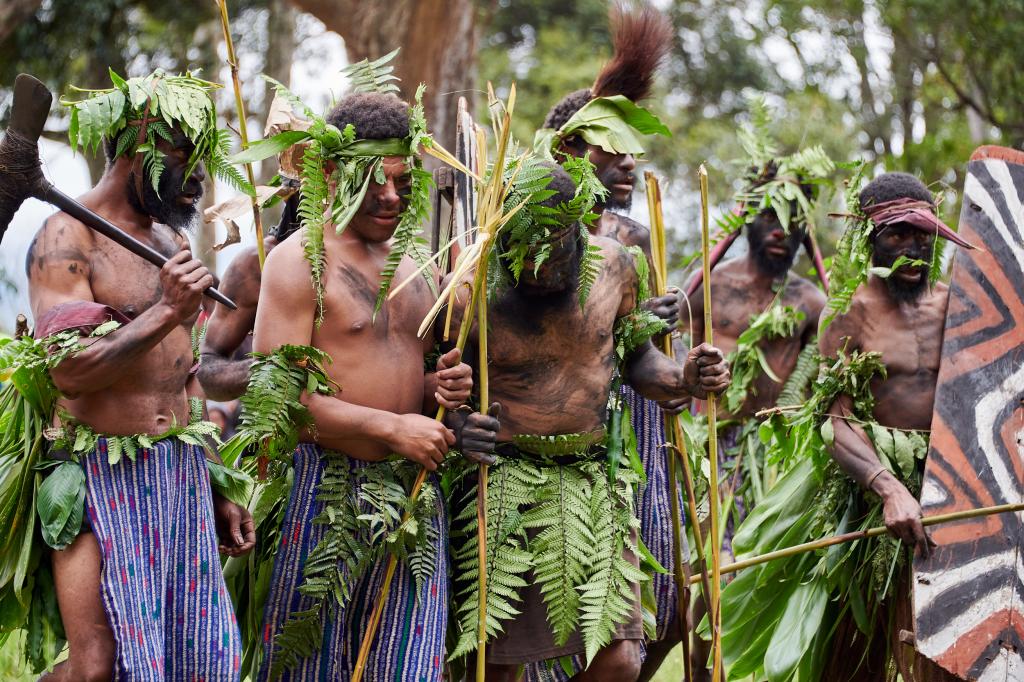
[746,208,803,279]
[871,228,933,303]
[514,229,582,296]
[127,158,204,232]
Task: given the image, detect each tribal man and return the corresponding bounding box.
[819,172,971,680]
[686,154,828,681]
[198,195,300,401]
[442,161,730,682]
[249,85,496,680]
[25,71,251,680]
[536,8,690,679]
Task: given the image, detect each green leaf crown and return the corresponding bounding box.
[230,49,434,325]
[720,97,836,236]
[533,94,671,159]
[489,152,607,306]
[61,68,251,195]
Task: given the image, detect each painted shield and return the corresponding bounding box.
[914,146,1024,680]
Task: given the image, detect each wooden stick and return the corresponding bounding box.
[698,164,723,682]
[475,249,491,682]
[645,172,706,682]
[215,0,266,269]
[689,501,1024,584]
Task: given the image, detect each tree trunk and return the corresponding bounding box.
[285,0,477,153]
[0,0,42,43]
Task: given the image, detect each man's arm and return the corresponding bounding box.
[626,340,729,402]
[198,247,262,401]
[29,219,211,397]
[819,311,933,557]
[252,246,454,470]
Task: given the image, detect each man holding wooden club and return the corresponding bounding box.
[25,70,252,681]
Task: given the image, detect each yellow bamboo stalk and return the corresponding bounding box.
[215,0,266,269]
[689,501,1024,584]
[645,173,712,651]
[475,248,491,682]
[698,163,723,682]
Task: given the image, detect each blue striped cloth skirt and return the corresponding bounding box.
[81,437,242,681]
[258,444,448,681]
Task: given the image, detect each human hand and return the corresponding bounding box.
[387,413,456,471]
[879,478,935,558]
[434,347,473,409]
[658,397,689,415]
[212,493,256,557]
[683,343,730,399]
[642,288,680,330]
[159,250,214,322]
[453,403,501,465]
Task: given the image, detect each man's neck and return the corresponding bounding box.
[85,158,153,235]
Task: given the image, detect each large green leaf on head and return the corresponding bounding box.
[539,95,671,157]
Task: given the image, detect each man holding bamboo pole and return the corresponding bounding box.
[816,172,971,681]
[534,8,695,679]
[241,80,498,679]
[440,161,730,682]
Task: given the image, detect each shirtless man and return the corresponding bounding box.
[537,10,688,679]
[198,196,299,400]
[820,172,967,681]
[443,164,729,682]
[253,91,495,680]
[27,75,250,680]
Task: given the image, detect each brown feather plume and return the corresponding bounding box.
[591,3,673,102]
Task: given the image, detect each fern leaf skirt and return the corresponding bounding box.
[81,437,242,680]
[257,444,448,681]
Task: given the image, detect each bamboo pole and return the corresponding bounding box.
[352,86,519,682]
[688,501,1024,585]
[475,250,491,682]
[215,0,267,269]
[698,164,724,682]
[645,172,710,681]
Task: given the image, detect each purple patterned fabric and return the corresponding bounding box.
[258,444,448,681]
[81,437,241,681]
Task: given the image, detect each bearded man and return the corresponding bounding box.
[249,84,495,680]
[198,195,300,401]
[442,162,730,682]
[536,10,691,679]
[819,172,971,681]
[25,71,251,680]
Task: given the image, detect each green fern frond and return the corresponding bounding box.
[343,48,402,95]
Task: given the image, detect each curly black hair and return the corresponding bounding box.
[543,89,592,134]
[540,163,579,212]
[859,172,934,210]
[326,92,410,140]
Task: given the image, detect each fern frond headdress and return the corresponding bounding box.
[231,50,434,323]
[61,68,250,195]
[719,98,836,237]
[491,155,607,306]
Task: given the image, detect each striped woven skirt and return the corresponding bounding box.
[523,384,686,682]
[81,437,242,681]
[257,444,448,681]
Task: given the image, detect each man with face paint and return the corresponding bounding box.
[442,163,731,682]
[536,10,691,679]
[25,72,249,680]
[818,172,972,681]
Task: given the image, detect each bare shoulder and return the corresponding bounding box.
[219,245,263,301]
[260,235,312,297]
[26,211,95,276]
[606,213,652,250]
[786,272,827,310]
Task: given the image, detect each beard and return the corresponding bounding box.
[748,231,800,279]
[597,165,634,212]
[127,163,203,232]
[873,249,929,303]
[605,191,632,212]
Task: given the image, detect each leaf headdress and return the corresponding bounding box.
[533,95,671,160]
[230,50,434,325]
[62,68,251,195]
[718,97,836,237]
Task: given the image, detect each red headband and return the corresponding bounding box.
[863,198,976,250]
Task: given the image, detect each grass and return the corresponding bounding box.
[0,633,686,681]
